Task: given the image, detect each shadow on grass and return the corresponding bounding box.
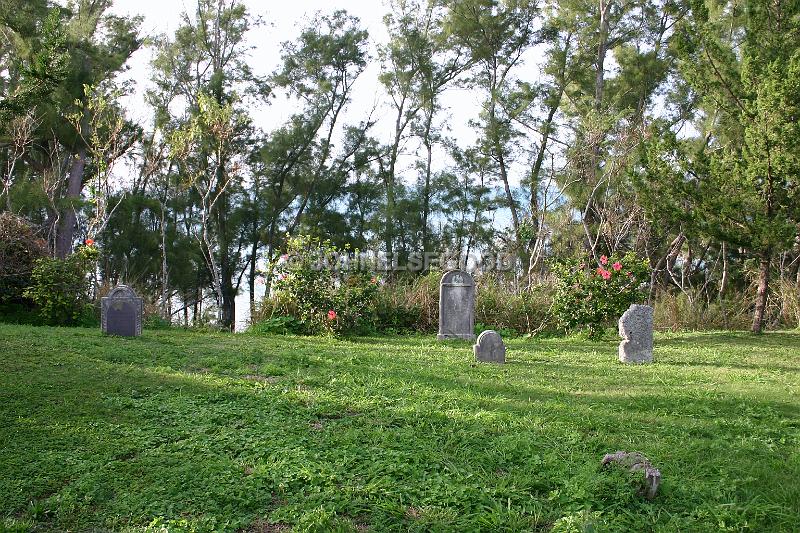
[657,359,800,373]
[3,324,800,531]
[656,330,800,350]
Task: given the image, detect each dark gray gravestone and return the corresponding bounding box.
[474,330,505,363]
[102,285,143,337]
[437,270,475,340]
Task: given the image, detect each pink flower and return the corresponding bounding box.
[85,238,95,246]
[600,255,608,265]
[600,269,611,280]
[612,262,622,271]
[596,267,604,275]
[280,254,288,261]
[277,273,286,281]
[327,310,337,320]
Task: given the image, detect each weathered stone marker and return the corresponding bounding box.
[618,304,654,363]
[473,330,505,363]
[102,285,143,337]
[601,451,661,500]
[437,269,475,340]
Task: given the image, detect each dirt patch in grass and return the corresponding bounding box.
[241,519,290,532]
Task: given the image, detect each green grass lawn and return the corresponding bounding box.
[1,324,799,532]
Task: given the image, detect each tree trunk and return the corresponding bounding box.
[594,2,610,111]
[160,203,170,320]
[193,286,200,326]
[385,106,405,274]
[216,184,235,332]
[221,280,235,331]
[248,218,259,316]
[752,253,771,333]
[582,2,611,255]
[489,96,524,268]
[719,241,730,329]
[55,148,87,258]
[526,92,563,283]
[497,148,523,258]
[796,256,800,287]
[421,113,434,255]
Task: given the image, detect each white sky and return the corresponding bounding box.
[106,0,529,330]
[109,0,485,179]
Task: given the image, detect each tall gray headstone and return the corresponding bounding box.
[618,304,654,363]
[102,285,143,337]
[474,330,505,363]
[437,270,475,340]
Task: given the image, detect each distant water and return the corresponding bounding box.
[234,279,267,332]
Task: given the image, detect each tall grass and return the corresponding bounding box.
[252,274,800,335]
[776,279,800,329]
[369,273,556,335]
[652,292,753,332]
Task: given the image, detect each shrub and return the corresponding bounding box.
[375,292,423,333]
[475,275,556,335]
[0,213,48,304]
[142,314,173,330]
[374,271,439,333]
[23,245,98,326]
[331,271,381,334]
[247,315,304,335]
[268,235,379,335]
[551,252,650,338]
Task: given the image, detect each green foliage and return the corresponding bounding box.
[476,276,555,335]
[247,315,304,336]
[654,291,754,332]
[638,1,800,332]
[269,235,379,336]
[335,271,554,337]
[551,252,650,338]
[1,325,800,531]
[375,293,424,333]
[370,272,438,334]
[0,7,70,122]
[23,246,98,326]
[0,213,48,304]
[142,314,173,330]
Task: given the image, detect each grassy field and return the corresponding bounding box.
[1,324,799,532]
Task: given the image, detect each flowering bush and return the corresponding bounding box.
[551,252,650,338]
[267,235,378,335]
[23,244,99,326]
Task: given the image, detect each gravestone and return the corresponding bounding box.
[601,451,661,500]
[618,304,654,363]
[473,330,505,363]
[102,285,143,337]
[437,270,475,340]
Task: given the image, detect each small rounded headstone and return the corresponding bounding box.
[473,330,505,364]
